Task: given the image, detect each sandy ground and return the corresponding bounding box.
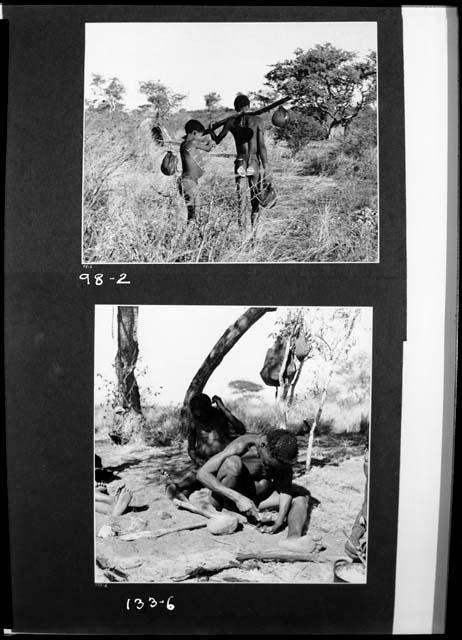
[95,434,367,584]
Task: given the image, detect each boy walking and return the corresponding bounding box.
[179,119,215,221]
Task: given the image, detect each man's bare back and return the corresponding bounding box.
[210,94,269,223]
[229,114,262,158]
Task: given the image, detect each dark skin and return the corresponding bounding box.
[179,130,215,181]
[210,105,270,224]
[211,112,268,169]
[188,395,246,464]
[165,395,246,501]
[197,434,307,538]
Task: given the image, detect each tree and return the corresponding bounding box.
[265,44,376,139]
[86,73,126,112]
[204,91,222,111]
[273,113,326,154]
[180,307,276,431]
[248,89,279,109]
[109,306,146,445]
[305,308,361,470]
[139,80,186,122]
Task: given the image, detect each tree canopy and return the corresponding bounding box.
[204,91,222,110]
[86,74,126,112]
[265,43,377,139]
[139,80,186,121]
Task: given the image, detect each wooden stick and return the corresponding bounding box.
[236,551,323,563]
[173,498,212,519]
[119,522,207,541]
[172,560,238,582]
[171,548,323,582]
[163,141,235,158]
[202,96,291,134]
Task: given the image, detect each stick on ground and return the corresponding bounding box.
[119,522,207,541]
[236,551,324,563]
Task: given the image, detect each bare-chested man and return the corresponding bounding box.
[165,393,246,501]
[179,119,215,221]
[196,429,314,550]
[210,94,270,229]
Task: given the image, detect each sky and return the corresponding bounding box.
[94,305,372,406]
[85,22,377,111]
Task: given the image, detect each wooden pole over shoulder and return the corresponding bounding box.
[202,96,291,135]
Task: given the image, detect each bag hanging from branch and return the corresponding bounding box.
[260,337,296,387]
[294,332,312,361]
[160,150,178,176]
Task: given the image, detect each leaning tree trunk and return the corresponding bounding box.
[110,306,146,445]
[180,307,276,432]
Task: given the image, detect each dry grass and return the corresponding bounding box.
[83,111,378,263]
[95,392,369,449]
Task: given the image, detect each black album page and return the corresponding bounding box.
[4,5,454,636]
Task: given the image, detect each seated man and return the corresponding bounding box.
[196,429,313,550]
[178,119,215,222]
[165,393,246,501]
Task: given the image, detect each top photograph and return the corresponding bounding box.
[82,21,378,264]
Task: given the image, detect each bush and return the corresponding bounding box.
[296,141,342,176]
[142,405,184,446]
[346,105,377,147]
[273,111,326,154]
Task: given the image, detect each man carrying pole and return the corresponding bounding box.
[207,94,288,231]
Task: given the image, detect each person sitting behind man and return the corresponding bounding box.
[165,393,246,502]
[196,429,313,550]
[178,119,215,222]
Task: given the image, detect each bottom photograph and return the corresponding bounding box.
[94,305,371,584]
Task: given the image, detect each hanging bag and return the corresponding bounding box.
[260,337,296,387]
[258,180,277,209]
[160,150,178,176]
[272,105,290,128]
[294,332,312,361]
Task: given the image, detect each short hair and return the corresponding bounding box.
[185,119,205,134]
[189,393,212,414]
[234,94,250,112]
[266,429,299,465]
